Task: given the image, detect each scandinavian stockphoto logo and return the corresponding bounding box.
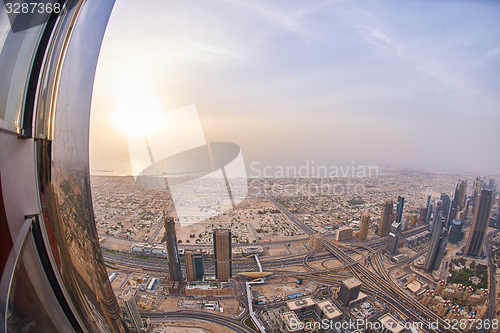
[128,105,247,227]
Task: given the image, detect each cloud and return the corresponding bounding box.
[487,47,500,57]
[219,0,329,39]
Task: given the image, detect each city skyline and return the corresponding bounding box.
[90,0,500,176]
[2,1,500,331]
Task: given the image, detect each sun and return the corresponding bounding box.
[112,93,165,135]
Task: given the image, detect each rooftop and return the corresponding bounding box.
[342,277,362,289]
[287,297,315,311]
[281,312,301,332]
[378,313,404,333]
[316,300,341,319]
[185,282,220,290]
[121,288,137,302]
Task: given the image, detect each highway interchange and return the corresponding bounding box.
[106,194,497,332]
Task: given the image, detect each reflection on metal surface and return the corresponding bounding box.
[35,0,126,331]
[0,11,44,134]
[6,218,74,332]
[0,0,127,331]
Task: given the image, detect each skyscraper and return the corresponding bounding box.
[419,208,427,224]
[378,201,393,236]
[424,210,448,271]
[410,214,418,227]
[471,177,483,217]
[358,214,370,240]
[425,195,433,222]
[440,193,451,226]
[311,234,324,250]
[446,205,457,229]
[448,219,464,245]
[434,227,449,271]
[497,197,500,224]
[338,278,362,307]
[165,216,182,283]
[185,250,205,282]
[386,222,402,255]
[122,289,143,332]
[464,189,494,257]
[428,200,442,233]
[395,196,405,224]
[476,177,483,190]
[214,229,232,281]
[456,180,467,211]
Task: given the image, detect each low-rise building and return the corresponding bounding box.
[232,248,242,258]
[315,300,341,322]
[349,292,368,308]
[378,313,404,333]
[281,311,303,333]
[442,287,457,300]
[405,230,431,246]
[185,281,235,297]
[467,294,484,306]
[241,246,264,257]
[287,297,316,316]
[151,245,166,256]
[336,227,353,241]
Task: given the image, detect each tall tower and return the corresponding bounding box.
[455,180,467,212]
[214,229,232,281]
[497,197,500,224]
[448,219,464,245]
[419,208,427,224]
[428,200,442,233]
[359,213,370,240]
[425,194,432,222]
[378,201,393,236]
[386,222,402,255]
[464,189,494,257]
[440,193,451,226]
[457,180,467,211]
[165,216,182,283]
[410,214,418,227]
[424,210,448,271]
[471,178,481,217]
[122,289,143,332]
[395,196,405,224]
[185,250,204,282]
[310,234,324,251]
[434,227,449,271]
[337,278,362,307]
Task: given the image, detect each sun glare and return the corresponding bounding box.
[112,94,165,135]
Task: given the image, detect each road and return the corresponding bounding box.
[103,246,377,274]
[105,192,458,332]
[269,196,462,333]
[146,310,254,333]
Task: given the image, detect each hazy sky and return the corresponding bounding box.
[90,0,500,176]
